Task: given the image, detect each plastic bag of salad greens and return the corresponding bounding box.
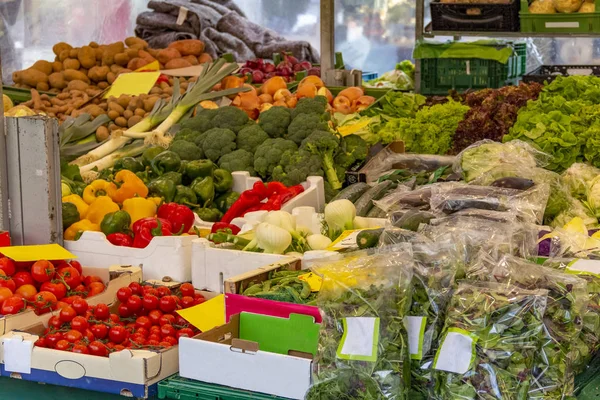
[432,281,548,400]
[306,247,414,400]
[406,241,462,398]
[429,182,550,224]
[545,216,600,259]
[543,257,600,373]
[466,253,588,399]
[562,162,600,200]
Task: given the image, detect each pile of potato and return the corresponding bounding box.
[12,37,211,92]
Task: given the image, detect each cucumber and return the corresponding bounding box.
[354,181,394,217]
[356,228,384,249]
[394,210,435,231]
[366,206,387,218]
[332,183,370,203]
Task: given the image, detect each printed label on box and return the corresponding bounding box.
[404,316,427,360]
[567,259,600,278]
[337,317,380,362]
[432,328,477,374]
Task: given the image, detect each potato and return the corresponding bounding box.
[51,61,63,73]
[165,58,192,70]
[32,60,53,75]
[108,102,125,114]
[36,82,50,91]
[101,42,125,66]
[135,108,146,117]
[147,48,160,58]
[125,37,148,49]
[63,58,81,70]
[98,102,108,110]
[123,109,133,119]
[125,48,139,59]
[115,116,128,127]
[168,39,205,56]
[127,57,147,71]
[107,109,120,120]
[95,47,104,61]
[88,66,109,82]
[48,72,67,89]
[118,68,132,75]
[67,80,89,91]
[53,42,72,56]
[69,48,78,58]
[127,115,143,128]
[78,46,96,69]
[183,55,199,66]
[114,52,129,66]
[157,48,182,64]
[114,96,129,109]
[199,53,214,64]
[85,104,105,118]
[63,69,90,83]
[108,123,119,131]
[20,68,48,87]
[89,41,99,48]
[96,125,110,142]
[150,87,163,95]
[97,81,109,89]
[106,72,116,85]
[58,50,70,62]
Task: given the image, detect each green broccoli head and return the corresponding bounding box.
[201,128,237,162]
[253,138,298,179]
[285,113,329,145]
[179,108,219,133]
[173,128,202,143]
[271,149,324,186]
[291,96,328,120]
[237,124,269,153]
[218,149,256,176]
[258,106,292,138]
[300,130,342,190]
[168,139,204,161]
[334,134,369,169]
[210,106,251,133]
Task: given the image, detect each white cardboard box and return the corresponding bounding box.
[65,232,194,282]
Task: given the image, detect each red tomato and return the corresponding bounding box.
[145,339,160,346]
[31,260,55,283]
[83,329,95,342]
[109,313,120,324]
[72,284,87,294]
[129,282,143,296]
[142,287,158,297]
[0,277,16,292]
[194,297,206,306]
[40,281,67,300]
[45,332,63,348]
[57,266,81,289]
[88,341,108,357]
[175,315,189,327]
[142,294,159,310]
[116,287,132,303]
[33,291,57,314]
[71,298,89,315]
[69,261,83,275]
[149,325,161,335]
[177,327,195,339]
[109,326,129,344]
[56,301,69,310]
[72,344,89,354]
[59,306,77,323]
[158,341,172,348]
[179,283,195,297]
[0,258,16,276]
[12,271,33,288]
[14,261,33,271]
[135,327,149,338]
[156,286,171,298]
[159,314,176,326]
[148,310,163,325]
[163,336,178,346]
[114,344,125,352]
[160,324,176,338]
[64,329,83,343]
[130,334,145,345]
[55,339,71,351]
[90,323,109,339]
[71,316,89,332]
[159,296,177,313]
[1,296,24,314]
[147,334,161,343]
[48,315,63,329]
[126,295,142,313]
[118,303,131,318]
[135,316,152,330]
[34,337,47,348]
[87,282,105,297]
[15,284,37,301]
[83,275,103,286]
[94,303,110,320]
[62,295,83,305]
[0,287,13,304]
[180,296,195,309]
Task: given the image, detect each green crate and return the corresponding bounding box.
[579,376,600,399]
[157,375,289,400]
[520,0,600,33]
[507,42,527,79]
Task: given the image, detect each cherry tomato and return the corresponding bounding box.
[71,316,89,332]
[0,276,16,292]
[0,287,13,304]
[71,298,89,315]
[63,295,83,305]
[149,325,161,335]
[159,314,176,326]
[145,339,160,346]
[33,291,57,314]
[57,266,81,289]
[135,316,152,330]
[45,332,63,348]
[14,284,37,301]
[142,287,158,297]
[55,339,71,351]
[160,324,176,338]
[114,344,125,351]
[87,282,106,297]
[109,325,129,344]
[180,296,195,309]
[175,315,189,327]
[1,295,24,314]
[163,336,178,346]
[129,282,143,296]
[156,286,171,298]
[83,329,95,342]
[88,341,108,357]
[179,283,195,297]
[59,306,77,323]
[159,296,177,313]
[194,297,206,306]
[118,303,132,318]
[12,271,33,288]
[90,323,109,339]
[69,261,83,275]
[48,315,63,329]
[158,341,172,348]
[31,260,55,283]
[72,284,87,295]
[72,343,89,354]
[130,334,145,345]
[135,327,149,338]
[64,329,83,343]
[0,258,16,276]
[116,287,132,303]
[127,295,143,312]
[40,281,67,300]
[34,337,47,348]
[83,275,103,286]
[56,301,70,310]
[148,310,163,325]
[109,313,120,324]
[177,327,195,339]
[147,334,162,343]
[94,303,110,320]
[142,294,159,311]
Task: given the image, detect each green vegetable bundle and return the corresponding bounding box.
[433,281,548,400]
[307,250,414,400]
[240,269,317,305]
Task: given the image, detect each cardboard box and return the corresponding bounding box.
[345,141,405,184]
[0,265,142,335]
[223,258,303,295]
[179,312,319,399]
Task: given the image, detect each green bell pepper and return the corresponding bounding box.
[152,151,182,175]
[100,210,131,235]
[184,160,214,181]
[193,207,223,222]
[135,170,150,184]
[174,185,198,207]
[191,176,215,207]
[160,171,183,185]
[62,177,87,197]
[142,146,165,167]
[213,169,233,194]
[62,202,80,229]
[114,157,144,173]
[214,191,240,214]
[147,178,177,203]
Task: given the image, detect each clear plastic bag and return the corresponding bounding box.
[432,281,548,400]
[466,253,588,399]
[374,185,434,213]
[562,163,600,200]
[306,247,414,400]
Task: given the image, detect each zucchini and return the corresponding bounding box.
[332,183,370,203]
[356,228,384,249]
[366,206,387,218]
[354,181,394,217]
[394,209,435,231]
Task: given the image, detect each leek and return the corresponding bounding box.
[79,140,147,182]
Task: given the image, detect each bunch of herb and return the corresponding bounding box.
[466,253,588,399]
[306,251,414,400]
[433,281,548,400]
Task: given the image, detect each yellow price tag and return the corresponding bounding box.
[135,60,160,72]
[298,272,322,292]
[176,294,225,332]
[104,71,160,99]
[0,244,76,262]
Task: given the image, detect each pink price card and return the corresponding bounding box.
[225,293,322,324]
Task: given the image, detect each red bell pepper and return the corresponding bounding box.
[132,217,173,248]
[252,181,269,201]
[157,203,195,234]
[221,190,261,223]
[106,232,133,247]
[210,222,241,235]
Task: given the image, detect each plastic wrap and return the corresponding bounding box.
[467,253,588,399]
[374,185,434,213]
[377,227,432,250]
[543,257,600,374]
[432,281,548,400]
[306,248,414,400]
[429,182,550,224]
[562,163,600,200]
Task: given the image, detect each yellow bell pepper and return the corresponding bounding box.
[83,180,118,205]
[112,170,149,204]
[148,197,163,206]
[64,219,100,241]
[122,197,157,226]
[86,196,120,224]
[62,194,89,218]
